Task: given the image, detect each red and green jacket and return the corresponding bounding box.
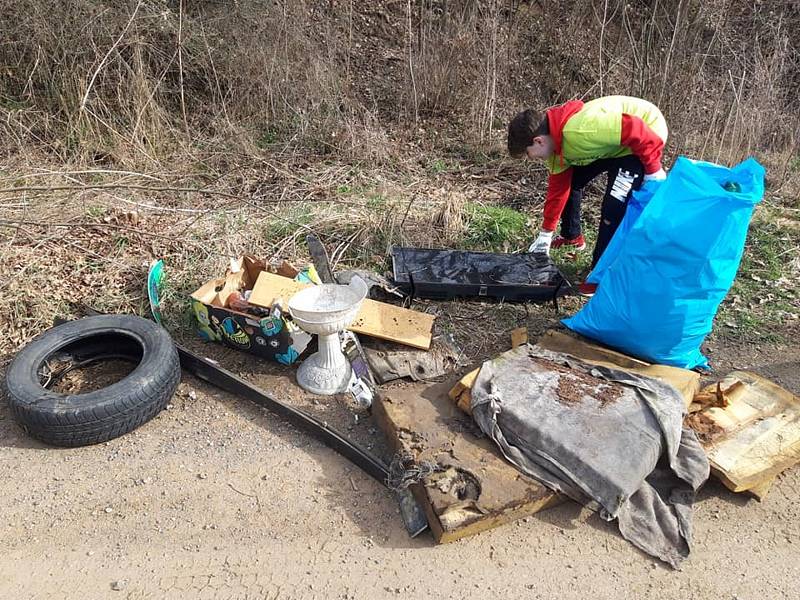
[541,95,668,231]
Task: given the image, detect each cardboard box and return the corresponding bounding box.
[189,256,311,364]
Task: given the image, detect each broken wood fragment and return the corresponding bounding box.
[510,327,528,349]
[686,371,800,498]
[691,380,747,411]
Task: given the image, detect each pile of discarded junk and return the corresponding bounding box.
[4,157,798,569]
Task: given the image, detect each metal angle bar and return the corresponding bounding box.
[176,344,389,482]
[61,308,429,537]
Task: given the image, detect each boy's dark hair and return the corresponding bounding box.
[507,109,549,158]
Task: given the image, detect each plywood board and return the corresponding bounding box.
[248,272,435,350]
[691,371,800,496]
[373,382,559,544]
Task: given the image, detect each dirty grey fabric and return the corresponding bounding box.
[470,345,709,569]
[364,338,462,384]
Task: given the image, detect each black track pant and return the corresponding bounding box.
[559,155,644,268]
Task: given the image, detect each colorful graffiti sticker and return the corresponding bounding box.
[221,317,251,349]
[274,347,300,365]
[259,316,283,337]
[192,300,221,341]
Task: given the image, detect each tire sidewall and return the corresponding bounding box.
[5,315,177,422]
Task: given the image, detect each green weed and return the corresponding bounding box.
[550,227,597,285]
[428,158,457,175]
[256,127,280,149]
[86,205,105,218]
[262,209,314,241]
[463,203,529,252]
[366,192,388,211]
[0,96,28,110]
[717,217,799,340]
[113,235,129,251]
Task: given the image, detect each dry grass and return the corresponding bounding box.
[0,150,540,360]
[1,1,799,362]
[4,1,797,165]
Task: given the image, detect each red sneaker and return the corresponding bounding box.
[577,281,597,297]
[551,234,586,251]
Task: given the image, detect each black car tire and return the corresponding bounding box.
[4,315,180,447]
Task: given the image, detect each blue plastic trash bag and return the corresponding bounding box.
[563,156,765,369]
[587,178,660,285]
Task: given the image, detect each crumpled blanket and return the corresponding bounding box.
[470,345,709,568]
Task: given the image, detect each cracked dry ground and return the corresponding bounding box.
[1,337,800,600]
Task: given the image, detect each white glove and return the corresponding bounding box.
[528,230,553,255]
[644,168,667,182]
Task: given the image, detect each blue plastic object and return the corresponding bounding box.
[563,156,765,369]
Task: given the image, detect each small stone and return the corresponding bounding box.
[104,507,113,514]
[111,580,127,591]
[197,473,208,480]
[188,390,197,401]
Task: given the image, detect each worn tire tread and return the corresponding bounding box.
[4,315,180,447]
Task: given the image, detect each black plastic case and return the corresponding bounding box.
[391,246,573,302]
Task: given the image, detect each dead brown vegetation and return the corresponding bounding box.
[1,1,798,166]
[0,1,798,358]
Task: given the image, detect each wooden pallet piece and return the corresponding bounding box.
[692,371,800,497]
[373,381,560,544]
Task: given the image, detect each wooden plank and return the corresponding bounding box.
[349,298,434,351]
[373,382,559,544]
[248,271,435,350]
[510,327,528,348]
[694,371,800,494]
[745,476,776,501]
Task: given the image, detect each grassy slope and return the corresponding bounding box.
[0,1,798,364]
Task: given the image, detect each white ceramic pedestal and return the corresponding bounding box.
[296,332,352,395]
[288,277,367,396]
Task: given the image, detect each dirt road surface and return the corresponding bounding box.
[2,337,799,600]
